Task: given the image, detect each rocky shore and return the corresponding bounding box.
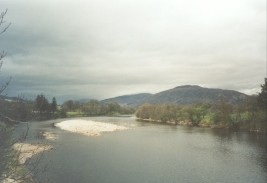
[55,119,129,136]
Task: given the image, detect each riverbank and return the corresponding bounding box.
[2,143,53,183]
[136,117,266,133]
[55,119,129,136]
[14,143,53,164]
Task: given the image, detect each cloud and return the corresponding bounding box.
[0,0,265,103]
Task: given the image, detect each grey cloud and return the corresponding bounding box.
[0,0,265,103]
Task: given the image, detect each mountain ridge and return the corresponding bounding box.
[100,85,248,107]
[100,93,152,106]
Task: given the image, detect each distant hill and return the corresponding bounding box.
[100,93,152,106]
[133,85,248,107]
[0,95,23,102]
[101,85,248,108]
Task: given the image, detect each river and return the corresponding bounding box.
[16,116,267,183]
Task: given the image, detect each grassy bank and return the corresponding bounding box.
[135,101,266,133]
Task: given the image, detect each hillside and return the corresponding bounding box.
[133,85,248,107]
[100,93,152,106]
[101,85,248,108]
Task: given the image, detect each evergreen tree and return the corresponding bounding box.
[35,94,50,114]
[257,78,267,134]
[257,78,267,110]
[51,97,57,113]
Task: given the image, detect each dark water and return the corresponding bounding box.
[16,116,267,183]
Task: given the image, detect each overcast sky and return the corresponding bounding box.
[0,0,266,103]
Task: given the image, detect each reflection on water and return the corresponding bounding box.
[16,116,267,183]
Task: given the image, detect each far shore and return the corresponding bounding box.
[136,117,266,133]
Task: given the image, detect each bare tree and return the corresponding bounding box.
[0,9,11,34]
[0,9,49,183]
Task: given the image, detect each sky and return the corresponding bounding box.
[0,0,266,104]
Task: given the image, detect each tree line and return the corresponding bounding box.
[136,78,266,132]
[0,94,59,121]
[0,93,136,122]
[61,99,135,117]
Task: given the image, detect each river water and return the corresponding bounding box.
[16,116,267,183]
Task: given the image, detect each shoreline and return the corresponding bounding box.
[136,117,266,133]
[14,143,53,164]
[2,143,53,183]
